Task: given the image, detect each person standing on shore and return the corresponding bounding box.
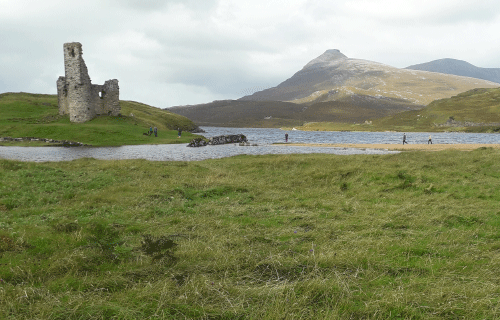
[428,135,432,144]
[154,127,157,137]
[403,133,408,145]
[177,128,182,138]
[285,133,288,143]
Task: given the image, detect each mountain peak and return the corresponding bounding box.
[324,49,344,55]
[303,49,347,69]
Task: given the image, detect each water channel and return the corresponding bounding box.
[1,127,499,162]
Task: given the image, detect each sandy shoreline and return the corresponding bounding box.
[283,143,500,151]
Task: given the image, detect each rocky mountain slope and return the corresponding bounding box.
[169,50,499,127]
[405,59,500,84]
[240,50,499,106]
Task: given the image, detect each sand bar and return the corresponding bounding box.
[284,143,500,151]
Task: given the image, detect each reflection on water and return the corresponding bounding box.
[0,127,499,162]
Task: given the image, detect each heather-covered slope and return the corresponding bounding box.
[168,95,422,127]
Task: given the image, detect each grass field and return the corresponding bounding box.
[0,93,200,146]
[2,148,500,319]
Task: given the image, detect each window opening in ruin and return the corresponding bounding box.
[99,90,105,99]
[70,48,75,57]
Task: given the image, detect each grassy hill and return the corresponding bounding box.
[296,87,500,132]
[0,92,201,146]
[2,149,500,318]
[371,87,500,132]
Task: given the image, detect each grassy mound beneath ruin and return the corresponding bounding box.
[2,149,500,318]
[0,92,201,146]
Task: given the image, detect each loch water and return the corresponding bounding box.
[0,127,499,162]
[200,127,500,145]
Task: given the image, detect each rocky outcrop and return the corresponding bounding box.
[189,127,205,133]
[0,137,89,147]
[187,137,208,147]
[187,134,247,147]
[209,134,247,145]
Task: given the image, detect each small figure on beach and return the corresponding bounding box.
[403,133,408,145]
[285,133,288,143]
[428,135,432,144]
[177,128,182,138]
[154,127,158,137]
[149,126,153,136]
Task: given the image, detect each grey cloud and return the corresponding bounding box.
[116,0,218,12]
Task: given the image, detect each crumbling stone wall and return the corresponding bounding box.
[57,42,120,123]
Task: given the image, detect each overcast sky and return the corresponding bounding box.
[1,0,499,108]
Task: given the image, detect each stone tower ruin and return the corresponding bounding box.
[57,42,120,123]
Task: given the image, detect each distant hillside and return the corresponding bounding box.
[240,50,499,106]
[406,59,500,84]
[373,87,500,132]
[168,95,422,127]
[169,100,305,127]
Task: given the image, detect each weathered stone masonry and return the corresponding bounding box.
[57,42,120,123]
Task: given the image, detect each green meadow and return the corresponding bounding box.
[2,148,500,319]
[0,93,199,146]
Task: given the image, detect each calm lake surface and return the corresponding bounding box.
[0,127,499,162]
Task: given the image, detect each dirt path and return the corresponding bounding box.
[283,143,500,151]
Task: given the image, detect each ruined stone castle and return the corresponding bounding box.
[57,42,120,123]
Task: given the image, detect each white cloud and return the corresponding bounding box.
[0,0,499,108]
